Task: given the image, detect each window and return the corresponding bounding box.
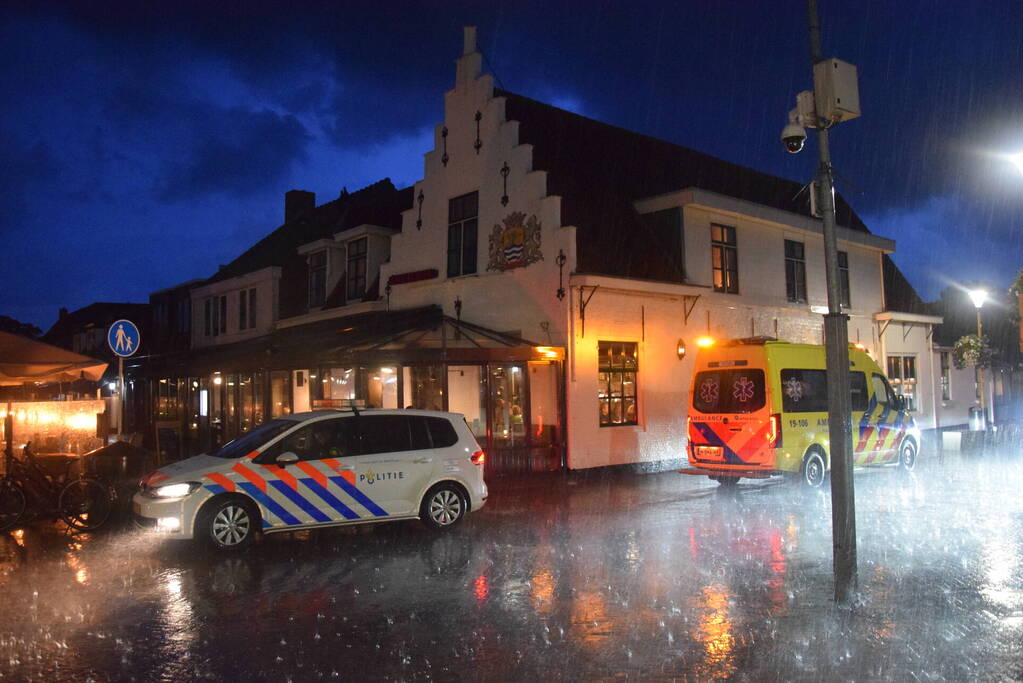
[238,288,257,330]
[785,240,807,303]
[711,224,738,293]
[780,369,868,413]
[347,238,368,300]
[308,250,327,308]
[872,373,899,409]
[177,299,190,334]
[598,341,638,426]
[692,369,766,414]
[207,296,225,337]
[204,298,212,337]
[239,290,247,330]
[248,288,257,328]
[219,295,227,334]
[940,351,951,401]
[447,192,478,277]
[639,207,685,280]
[838,251,851,309]
[886,356,917,411]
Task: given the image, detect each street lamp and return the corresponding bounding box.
[1008,152,1023,175]
[969,288,988,428]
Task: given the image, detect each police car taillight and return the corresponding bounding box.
[470,450,486,466]
[768,414,782,448]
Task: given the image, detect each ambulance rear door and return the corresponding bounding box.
[690,363,773,466]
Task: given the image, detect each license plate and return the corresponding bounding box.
[132,501,141,515]
[696,446,723,459]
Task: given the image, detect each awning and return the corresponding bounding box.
[136,305,562,377]
[0,331,109,385]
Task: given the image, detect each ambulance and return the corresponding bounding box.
[685,337,919,487]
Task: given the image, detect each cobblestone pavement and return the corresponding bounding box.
[1,447,1022,681]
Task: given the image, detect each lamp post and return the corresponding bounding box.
[968,288,988,428]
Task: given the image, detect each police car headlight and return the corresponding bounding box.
[151,482,202,498]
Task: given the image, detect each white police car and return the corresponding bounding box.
[133,409,488,549]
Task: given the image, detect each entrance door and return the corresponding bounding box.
[487,364,528,471]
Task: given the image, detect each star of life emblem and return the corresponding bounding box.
[784,377,803,402]
[733,376,755,403]
[699,377,719,404]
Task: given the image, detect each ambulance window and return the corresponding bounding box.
[780,369,827,412]
[871,374,896,407]
[693,369,765,413]
[849,372,868,411]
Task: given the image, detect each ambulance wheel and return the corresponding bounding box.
[197,496,258,550]
[420,482,467,530]
[800,450,828,488]
[898,439,917,472]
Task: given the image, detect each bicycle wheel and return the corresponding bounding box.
[58,479,113,531]
[0,478,26,532]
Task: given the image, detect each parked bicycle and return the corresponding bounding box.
[0,442,115,532]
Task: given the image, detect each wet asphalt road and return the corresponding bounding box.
[2,448,1023,682]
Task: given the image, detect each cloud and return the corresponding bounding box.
[158,107,311,201]
[864,196,1022,301]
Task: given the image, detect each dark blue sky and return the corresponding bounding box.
[3,0,1021,331]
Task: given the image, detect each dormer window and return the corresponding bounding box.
[347,238,367,300]
[308,250,327,308]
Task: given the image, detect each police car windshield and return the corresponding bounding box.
[209,419,294,459]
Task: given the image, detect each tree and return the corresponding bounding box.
[0,315,41,338]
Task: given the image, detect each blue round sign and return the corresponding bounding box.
[108,319,141,357]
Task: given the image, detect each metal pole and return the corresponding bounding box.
[118,356,124,438]
[977,308,986,427]
[809,0,857,602]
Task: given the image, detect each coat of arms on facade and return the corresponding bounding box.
[487,211,543,271]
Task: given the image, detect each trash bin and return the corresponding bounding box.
[969,407,985,431]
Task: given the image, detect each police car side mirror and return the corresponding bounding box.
[276,452,299,465]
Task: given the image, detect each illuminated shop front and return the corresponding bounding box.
[138,306,565,473]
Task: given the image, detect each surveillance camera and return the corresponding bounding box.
[781,122,806,154]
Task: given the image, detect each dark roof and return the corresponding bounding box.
[498,89,870,282]
[43,302,150,344]
[209,179,413,284]
[882,254,929,314]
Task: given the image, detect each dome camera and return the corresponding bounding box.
[781,122,806,154]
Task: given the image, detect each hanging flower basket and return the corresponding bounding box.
[952,333,992,369]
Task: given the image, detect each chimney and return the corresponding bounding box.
[59,307,68,320]
[285,189,315,223]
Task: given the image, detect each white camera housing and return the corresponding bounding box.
[781,122,806,154]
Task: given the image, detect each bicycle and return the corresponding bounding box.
[0,442,115,533]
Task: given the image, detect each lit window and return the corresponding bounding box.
[711,224,738,294]
[886,355,917,411]
[598,341,638,426]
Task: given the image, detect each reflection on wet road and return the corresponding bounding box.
[2,450,1023,680]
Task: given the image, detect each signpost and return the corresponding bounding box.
[107,319,140,437]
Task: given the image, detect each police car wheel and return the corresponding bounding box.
[199,497,256,550]
[898,440,917,472]
[801,451,827,488]
[420,483,467,530]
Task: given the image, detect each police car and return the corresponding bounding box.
[133,409,488,549]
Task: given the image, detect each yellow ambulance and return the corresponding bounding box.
[685,337,919,487]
